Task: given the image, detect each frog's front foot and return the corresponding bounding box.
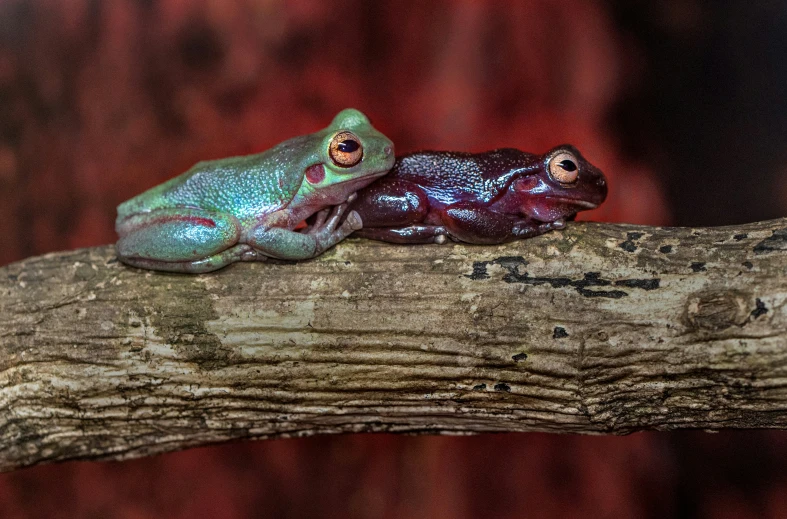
[512,219,566,239]
[300,198,362,254]
[247,200,362,261]
[551,219,567,230]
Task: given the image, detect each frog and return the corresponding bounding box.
[347,145,607,244]
[116,108,394,273]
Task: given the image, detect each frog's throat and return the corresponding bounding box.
[287,168,389,224]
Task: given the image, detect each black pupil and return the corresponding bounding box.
[558,159,577,172]
[338,139,360,153]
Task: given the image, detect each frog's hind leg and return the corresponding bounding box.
[438,203,515,244]
[120,244,257,274]
[438,203,564,244]
[348,178,444,243]
[348,178,429,227]
[116,208,248,273]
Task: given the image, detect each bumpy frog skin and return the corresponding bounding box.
[349,145,607,244]
[116,109,394,273]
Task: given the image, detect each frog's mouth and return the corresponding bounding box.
[338,168,390,185]
[542,196,599,210]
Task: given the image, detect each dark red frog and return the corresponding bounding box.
[348,145,608,244]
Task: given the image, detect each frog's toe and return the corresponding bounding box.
[323,202,350,231]
[310,208,330,230]
[239,245,267,262]
[346,192,358,204]
[344,210,363,231]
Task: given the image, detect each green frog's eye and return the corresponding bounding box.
[329,131,363,168]
[548,152,580,184]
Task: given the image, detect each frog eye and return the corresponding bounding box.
[548,152,580,184]
[329,131,363,168]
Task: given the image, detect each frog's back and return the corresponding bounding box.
[117,137,311,221]
[393,149,536,205]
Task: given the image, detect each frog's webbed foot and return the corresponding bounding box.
[238,244,269,263]
[512,219,566,238]
[302,193,361,234]
[302,195,363,254]
[248,197,362,261]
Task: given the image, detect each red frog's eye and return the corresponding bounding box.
[548,152,580,184]
[329,131,363,167]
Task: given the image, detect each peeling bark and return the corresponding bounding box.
[2,219,787,472]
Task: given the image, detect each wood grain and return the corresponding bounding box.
[2,219,787,472]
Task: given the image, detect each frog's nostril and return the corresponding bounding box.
[384,145,393,156]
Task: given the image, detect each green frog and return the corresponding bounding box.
[116,108,394,273]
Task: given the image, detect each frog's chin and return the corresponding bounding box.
[522,196,598,222]
[322,169,390,200]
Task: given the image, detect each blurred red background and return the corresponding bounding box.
[0,1,786,517]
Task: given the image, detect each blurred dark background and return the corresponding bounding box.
[0,1,786,517]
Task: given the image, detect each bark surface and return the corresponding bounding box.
[2,220,787,472]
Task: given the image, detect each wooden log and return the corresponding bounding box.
[2,219,787,472]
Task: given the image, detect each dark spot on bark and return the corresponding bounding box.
[7,274,17,281]
[615,278,661,290]
[690,262,707,272]
[472,383,487,391]
[506,271,626,298]
[754,228,787,254]
[468,259,659,298]
[743,261,753,269]
[553,327,569,339]
[618,232,644,252]
[465,262,490,280]
[141,276,230,370]
[751,298,768,319]
[734,233,748,241]
[596,331,609,341]
[659,245,673,254]
[512,352,528,362]
[494,383,511,392]
[464,256,527,280]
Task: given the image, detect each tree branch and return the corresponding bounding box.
[2,219,787,472]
